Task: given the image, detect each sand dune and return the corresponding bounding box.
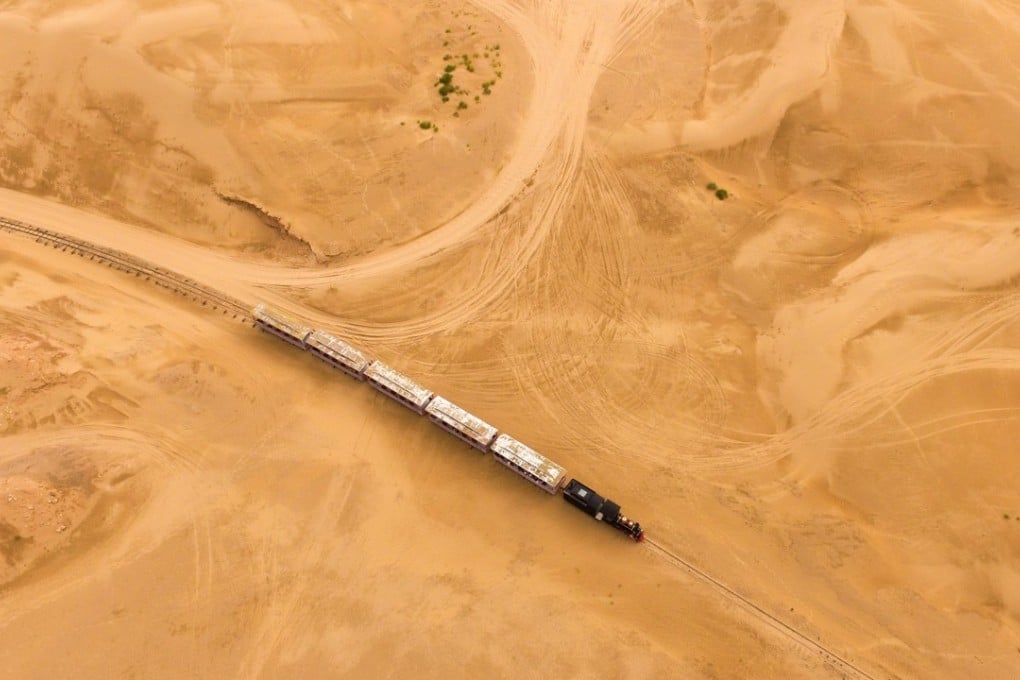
[1,0,1019,678]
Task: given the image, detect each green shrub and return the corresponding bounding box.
[418,120,432,130]
[706,182,717,190]
[715,189,729,200]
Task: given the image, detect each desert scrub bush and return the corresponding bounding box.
[705,182,729,200]
[418,120,432,130]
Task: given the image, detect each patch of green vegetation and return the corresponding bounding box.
[429,23,505,115]
[705,181,729,200]
[418,120,432,130]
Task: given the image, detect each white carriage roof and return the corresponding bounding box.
[426,396,498,440]
[307,330,369,368]
[491,434,566,486]
[253,304,312,338]
[365,361,433,405]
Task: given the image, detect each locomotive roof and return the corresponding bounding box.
[365,361,433,405]
[253,304,312,339]
[425,396,498,441]
[490,434,566,487]
[307,330,369,368]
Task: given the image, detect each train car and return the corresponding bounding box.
[488,434,567,494]
[424,396,498,452]
[364,361,434,414]
[562,478,644,541]
[306,330,370,379]
[252,304,313,348]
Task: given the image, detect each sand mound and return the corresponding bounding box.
[0,0,527,260]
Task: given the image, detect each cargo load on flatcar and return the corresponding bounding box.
[253,304,313,348]
[306,330,370,379]
[425,396,498,451]
[364,361,434,414]
[489,434,567,494]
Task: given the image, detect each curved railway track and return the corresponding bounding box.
[2,214,881,679]
[0,216,250,320]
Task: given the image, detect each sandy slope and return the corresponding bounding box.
[0,237,833,679]
[0,0,527,260]
[2,0,1020,678]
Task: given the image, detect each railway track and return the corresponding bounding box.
[2,213,881,678]
[0,216,251,320]
[644,537,880,680]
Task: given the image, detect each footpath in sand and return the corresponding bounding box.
[2,0,1020,678]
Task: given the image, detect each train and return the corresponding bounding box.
[253,304,645,541]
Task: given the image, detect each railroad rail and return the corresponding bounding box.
[0,216,250,320]
[644,537,880,680]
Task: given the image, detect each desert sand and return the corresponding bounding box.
[1,0,1019,678]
